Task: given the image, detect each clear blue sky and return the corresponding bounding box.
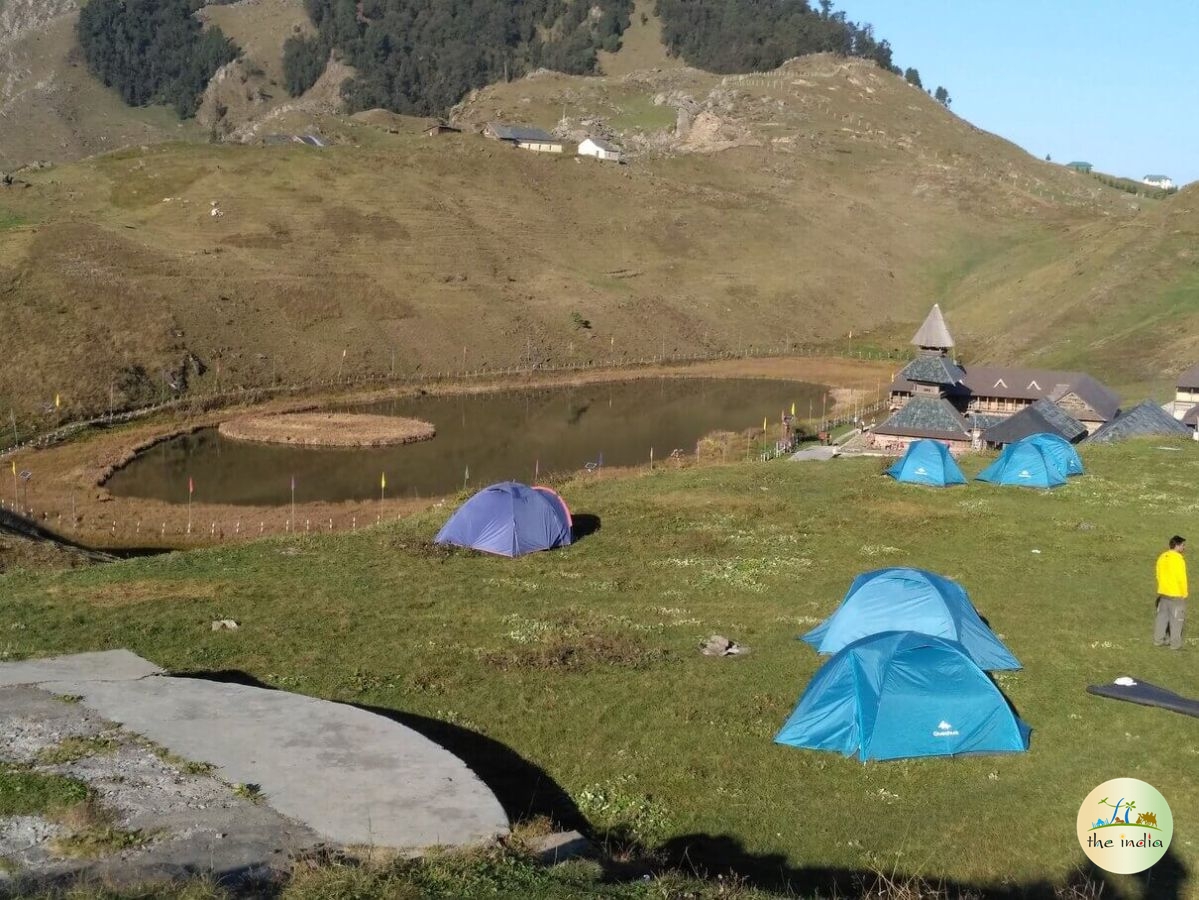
[844,0,1199,185]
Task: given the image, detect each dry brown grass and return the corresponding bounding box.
[70,579,229,609]
[0,47,1152,427]
[483,631,668,672]
[218,412,435,447]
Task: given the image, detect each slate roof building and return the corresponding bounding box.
[890,366,1119,432]
[1169,363,1199,422]
[483,123,564,153]
[1085,401,1191,444]
[982,398,1088,447]
[872,305,1121,453]
[872,306,974,452]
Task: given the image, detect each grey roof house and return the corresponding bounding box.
[1084,401,1191,444]
[982,398,1088,446]
[483,123,564,152]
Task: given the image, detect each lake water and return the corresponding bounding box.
[106,378,828,506]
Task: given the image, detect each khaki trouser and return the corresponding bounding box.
[1155,596,1187,650]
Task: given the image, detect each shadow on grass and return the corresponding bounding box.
[171,670,587,831]
[0,507,118,559]
[572,512,601,541]
[167,671,1188,900]
[656,833,1187,899]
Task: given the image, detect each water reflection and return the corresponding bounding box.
[106,379,828,506]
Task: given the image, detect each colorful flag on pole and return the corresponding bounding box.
[291,475,295,492]
[342,348,348,359]
[54,394,61,409]
[188,476,194,495]
[380,472,386,490]
[9,460,14,475]
[762,416,767,432]
[791,401,796,416]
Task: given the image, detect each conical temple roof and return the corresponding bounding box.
[911,304,955,349]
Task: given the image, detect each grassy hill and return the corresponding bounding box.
[0,0,204,171]
[0,52,1161,423]
[936,183,1199,392]
[2,440,1195,897]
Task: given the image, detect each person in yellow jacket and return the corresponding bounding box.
[1155,535,1187,649]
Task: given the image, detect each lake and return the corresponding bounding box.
[105,378,828,505]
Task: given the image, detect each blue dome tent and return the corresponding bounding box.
[803,567,1020,670]
[975,441,1066,489]
[775,632,1031,761]
[885,440,966,487]
[1016,432,1084,477]
[435,482,573,557]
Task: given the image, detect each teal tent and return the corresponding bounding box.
[976,441,1066,489]
[775,631,1031,761]
[1016,433,1083,477]
[886,440,966,487]
[803,567,1020,670]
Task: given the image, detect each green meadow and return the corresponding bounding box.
[2,440,1197,897]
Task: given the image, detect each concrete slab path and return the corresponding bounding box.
[788,446,839,462]
[0,651,509,851]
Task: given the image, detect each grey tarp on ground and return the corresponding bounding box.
[1086,678,1199,718]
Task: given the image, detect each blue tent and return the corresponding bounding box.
[886,440,966,487]
[975,441,1067,489]
[1016,432,1083,477]
[435,482,573,557]
[803,567,1020,670]
[775,631,1031,761]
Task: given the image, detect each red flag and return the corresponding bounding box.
[188,476,194,495]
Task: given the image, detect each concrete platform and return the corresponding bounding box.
[788,446,840,462]
[0,651,509,851]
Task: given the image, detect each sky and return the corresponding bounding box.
[843,0,1199,185]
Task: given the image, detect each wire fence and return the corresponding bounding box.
[0,384,897,548]
[0,343,912,457]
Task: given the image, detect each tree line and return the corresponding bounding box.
[654,0,894,73]
[77,0,238,118]
[283,0,634,116]
[654,1,950,106]
[75,0,952,125]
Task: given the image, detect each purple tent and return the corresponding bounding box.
[435,482,573,557]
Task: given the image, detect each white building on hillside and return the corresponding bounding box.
[483,123,564,153]
[1143,174,1175,189]
[578,137,622,162]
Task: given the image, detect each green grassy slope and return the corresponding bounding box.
[0,1,203,172]
[2,441,1196,895]
[0,54,1150,420]
[936,185,1199,395]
